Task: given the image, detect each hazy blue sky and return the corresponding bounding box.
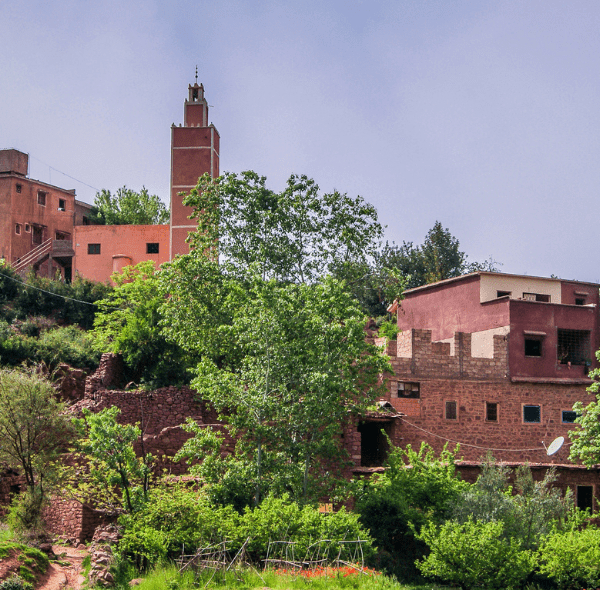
[2,1,599,283]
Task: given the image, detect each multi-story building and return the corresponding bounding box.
[349,272,600,511]
[0,80,219,283]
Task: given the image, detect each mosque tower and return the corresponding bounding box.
[169,73,220,258]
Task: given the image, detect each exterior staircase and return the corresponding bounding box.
[12,239,75,277]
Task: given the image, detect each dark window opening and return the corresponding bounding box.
[16,183,22,193]
[523,292,550,302]
[358,422,390,467]
[486,402,498,422]
[15,224,21,235]
[192,88,199,100]
[32,225,43,245]
[82,216,89,225]
[562,410,578,423]
[55,231,69,240]
[525,338,542,357]
[58,199,66,211]
[575,298,586,306]
[557,329,590,365]
[497,290,511,298]
[397,382,420,399]
[146,242,159,254]
[445,401,457,420]
[25,224,30,232]
[87,243,101,255]
[37,191,47,206]
[577,486,594,512]
[523,405,541,423]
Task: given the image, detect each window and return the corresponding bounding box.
[82,216,89,225]
[577,486,594,512]
[562,410,578,423]
[486,402,498,422]
[557,329,591,365]
[146,243,159,254]
[16,183,22,193]
[523,292,550,302]
[55,231,69,240]
[397,382,420,399]
[25,224,30,232]
[358,421,390,467]
[32,225,43,245]
[575,298,586,306]
[497,290,511,298]
[15,224,21,235]
[523,405,541,423]
[37,191,47,206]
[87,243,101,255]
[445,401,457,420]
[524,338,542,357]
[58,199,66,211]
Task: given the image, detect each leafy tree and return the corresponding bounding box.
[569,358,600,467]
[0,368,73,530]
[90,186,169,225]
[184,171,383,283]
[69,407,153,514]
[91,261,193,387]
[161,256,391,505]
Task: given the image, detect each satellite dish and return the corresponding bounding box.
[544,436,565,456]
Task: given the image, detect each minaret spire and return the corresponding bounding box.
[195,65,198,84]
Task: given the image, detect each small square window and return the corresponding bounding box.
[15,224,21,235]
[445,401,457,420]
[486,402,498,422]
[16,184,22,193]
[523,405,541,423]
[87,243,101,255]
[37,191,47,206]
[525,338,542,357]
[575,298,586,306]
[397,382,420,399]
[58,199,66,211]
[146,243,159,254]
[562,410,578,424]
[24,224,30,232]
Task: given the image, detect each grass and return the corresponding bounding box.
[0,524,13,543]
[122,563,434,590]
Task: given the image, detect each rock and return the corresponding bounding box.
[129,579,144,586]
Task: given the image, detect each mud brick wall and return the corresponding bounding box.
[43,498,113,545]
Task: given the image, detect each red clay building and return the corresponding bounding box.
[353,272,600,510]
[1,80,219,284]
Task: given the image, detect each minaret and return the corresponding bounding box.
[169,75,220,258]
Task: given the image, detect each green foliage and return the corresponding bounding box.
[415,518,535,590]
[91,261,192,387]
[70,407,153,514]
[537,526,600,589]
[6,488,46,537]
[90,186,169,225]
[0,577,33,590]
[377,319,399,341]
[185,171,383,284]
[165,262,391,504]
[569,362,600,467]
[0,542,48,588]
[451,458,572,550]
[119,486,372,571]
[0,368,72,531]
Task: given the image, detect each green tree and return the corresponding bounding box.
[90,261,192,387]
[161,257,391,505]
[70,407,153,514]
[0,368,73,530]
[184,171,384,283]
[90,186,169,225]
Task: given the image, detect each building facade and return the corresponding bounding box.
[0,80,219,284]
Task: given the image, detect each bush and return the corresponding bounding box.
[416,518,535,590]
[537,526,600,589]
[34,325,100,370]
[0,576,33,590]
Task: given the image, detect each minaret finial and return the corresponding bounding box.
[195,65,198,84]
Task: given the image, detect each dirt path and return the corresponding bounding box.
[36,546,88,590]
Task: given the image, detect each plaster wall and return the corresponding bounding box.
[73,224,169,283]
[480,273,562,303]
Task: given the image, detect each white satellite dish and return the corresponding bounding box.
[544,436,565,456]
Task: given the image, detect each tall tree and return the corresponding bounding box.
[90,186,169,225]
[184,171,384,283]
[160,256,390,504]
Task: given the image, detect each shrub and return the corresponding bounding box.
[416,518,534,590]
[0,576,33,590]
[34,325,100,370]
[537,526,600,589]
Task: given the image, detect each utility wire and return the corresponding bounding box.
[400,416,572,454]
[28,155,101,193]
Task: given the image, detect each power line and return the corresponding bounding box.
[28,155,101,193]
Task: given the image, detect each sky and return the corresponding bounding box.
[2,0,600,283]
